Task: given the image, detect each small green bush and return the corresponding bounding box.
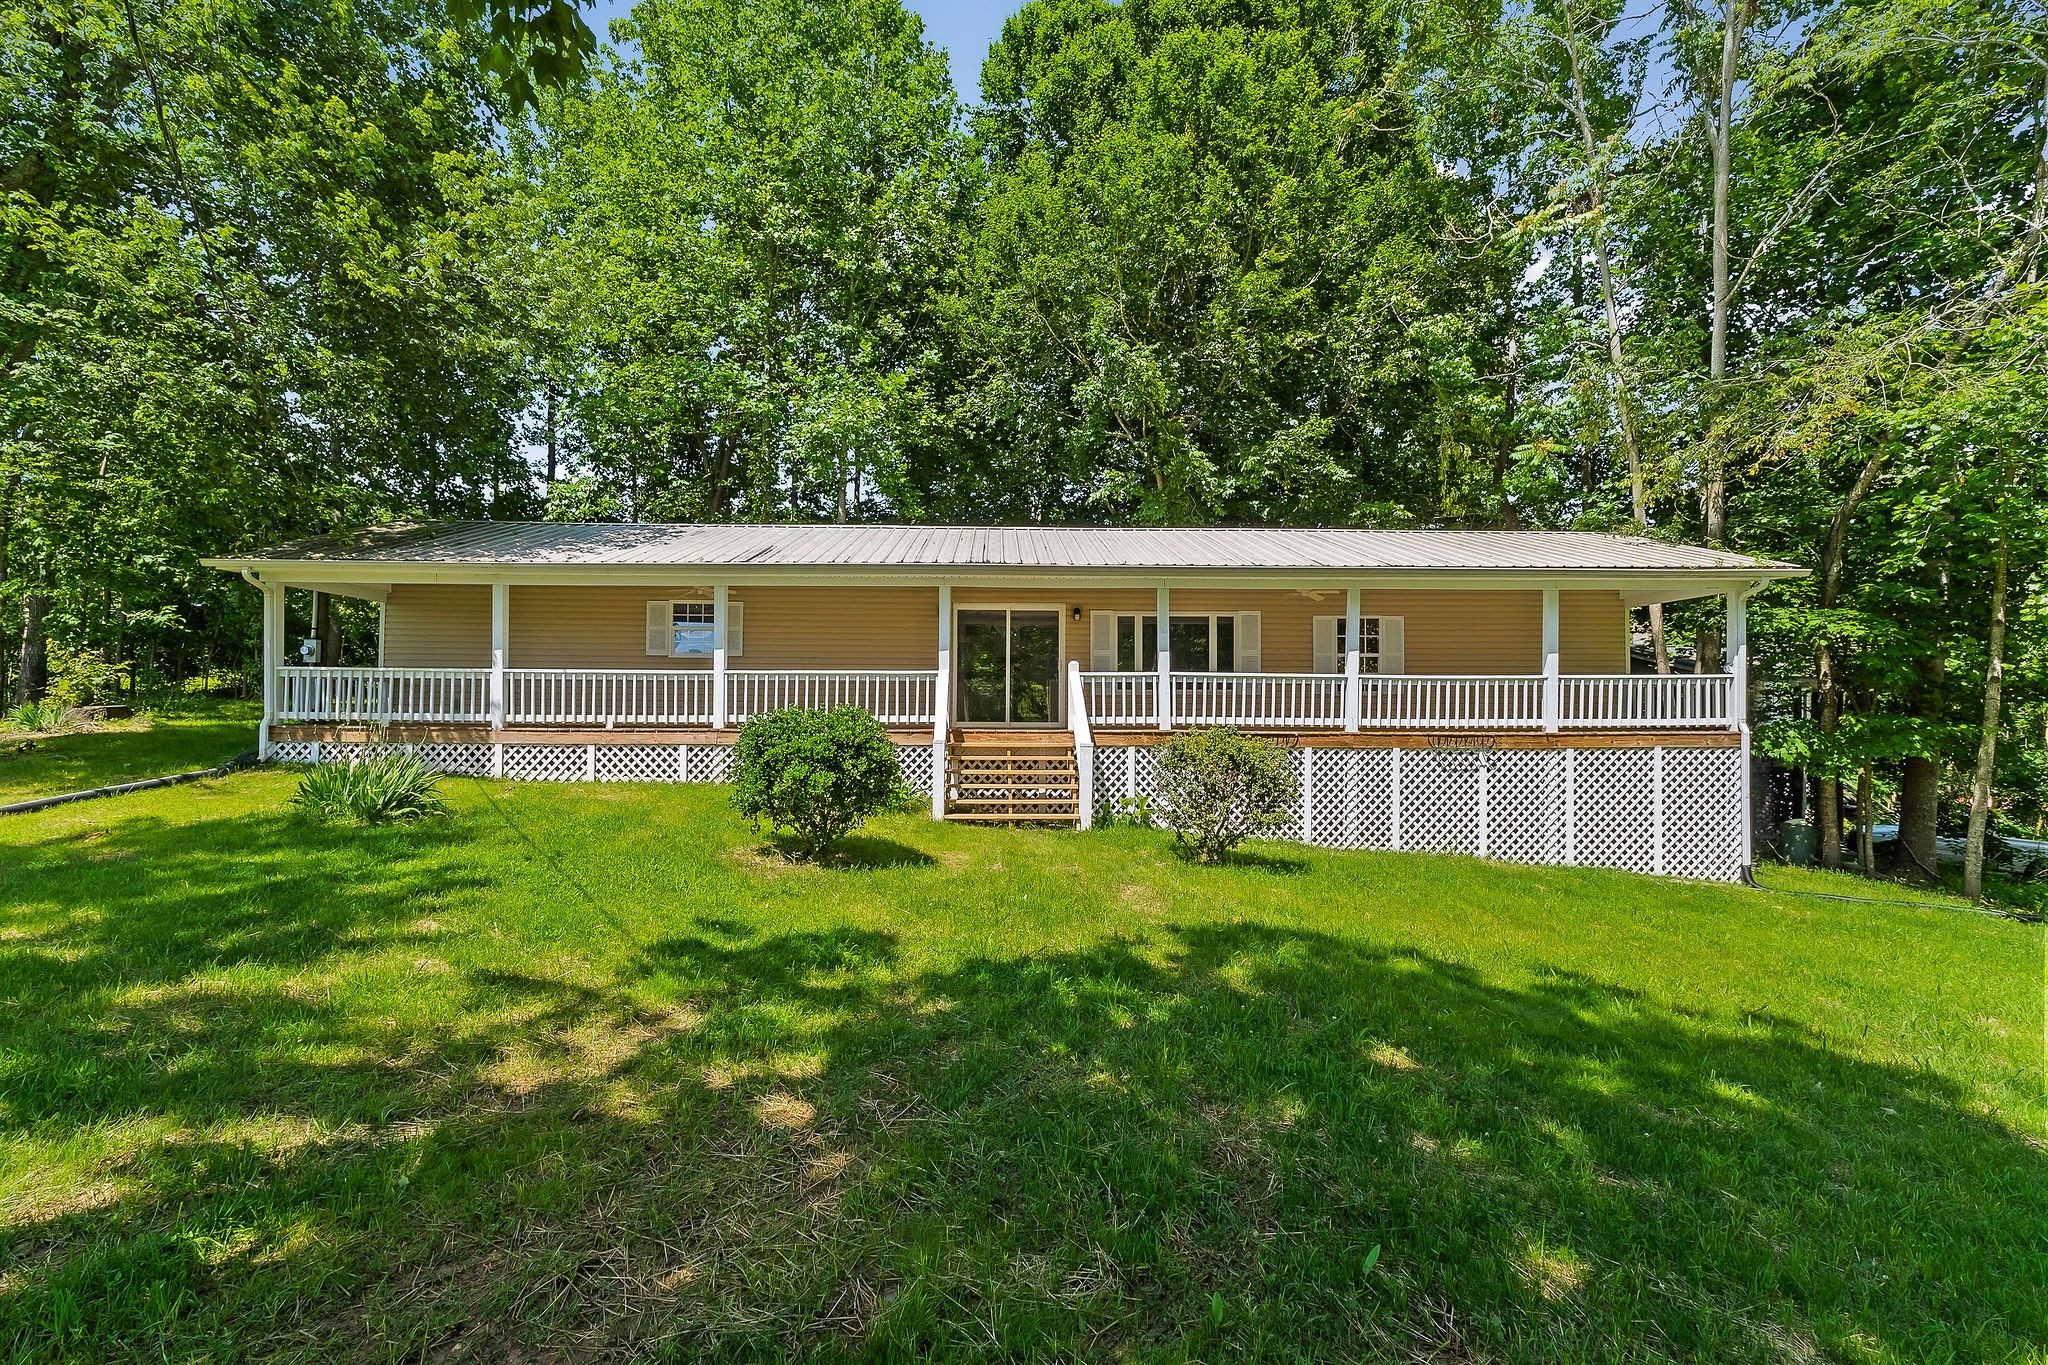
[731,706,910,859]
[291,751,447,825]
[1154,727,1300,863]
[5,699,68,733]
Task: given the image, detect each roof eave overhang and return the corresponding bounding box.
[203,558,1807,596]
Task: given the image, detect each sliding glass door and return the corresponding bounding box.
[955,609,1062,724]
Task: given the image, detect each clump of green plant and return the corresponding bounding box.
[730,706,910,859]
[5,699,69,733]
[290,751,447,825]
[1154,727,1300,863]
[1099,794,1155,828]
[46,645,125,707]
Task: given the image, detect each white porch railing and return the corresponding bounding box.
[728,670,938,725]
[278,666,489,723]
[1170,672,1347,727]
[506,669,712,726]
[1078,670,1733,731]
[1360,675,1548,729]
[1561,673,1733,728]
[1083,672,1161,726]
[276,666,1734,732]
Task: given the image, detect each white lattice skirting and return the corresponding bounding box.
[1090,743,1746,882]
[269,740,937,798]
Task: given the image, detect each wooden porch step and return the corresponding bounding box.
[943,735,1081,824]
[945,813,1081,824]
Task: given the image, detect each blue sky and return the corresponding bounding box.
[579,0,1012,102]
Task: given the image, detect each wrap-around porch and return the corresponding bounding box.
[263,582,1750,735]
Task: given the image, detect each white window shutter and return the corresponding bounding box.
[1235,611,1261,672]
[1090,611,1116,670]
[646,600,672,657]
[726,600,744,657]
[1312,616,1339,674]
[1380,616,1405,675]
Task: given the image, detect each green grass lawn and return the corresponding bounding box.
[0,699,259,805]
[1,765,2042,1362]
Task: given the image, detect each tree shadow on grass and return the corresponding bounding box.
[1213,844,1310,874]
[1,887,2042,1361]
[749,833,937,869]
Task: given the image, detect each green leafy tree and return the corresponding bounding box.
[515,0,967,524]
[3,0,535,699]
[939,0,1502,526]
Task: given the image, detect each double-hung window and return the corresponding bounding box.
[644,599,742,658]
[670,602,715,657]
[1091,612,1262,672]
[1312,615,1404,674]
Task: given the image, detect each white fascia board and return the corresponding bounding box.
[206,559,1805,594]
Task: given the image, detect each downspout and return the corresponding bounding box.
[240,568,273,758]
[1734,578,1767,880]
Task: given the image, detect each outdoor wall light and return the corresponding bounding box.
[1070,605,1084,621]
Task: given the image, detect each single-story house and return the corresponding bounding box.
[205,521,1806,881]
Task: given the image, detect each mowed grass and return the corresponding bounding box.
[0,700,259,804]
[0,768,2042,1363]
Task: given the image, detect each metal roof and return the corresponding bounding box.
[208,521,1800,575]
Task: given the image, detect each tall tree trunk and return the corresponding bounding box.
[1557,17,1664,670]
[1963,529,2008,900]
[312,591,341,668]
[1816,653,1843,869]
[1495,313,1520,528]
[1898,755,1940,879]
[544,383,559,485]
[1898,642,1946,881]
[1855,763,1875,876]
[18,590,49,703]
[707,432,734,521]
[1814,444,1889,869]
[1697,0,1746,678]
[0,471,15,703]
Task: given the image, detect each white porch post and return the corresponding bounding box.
[712,583,730,729]
[1343,586,1361,733]
[258,577,283,758]
[1725,589,1748,731]
[1541,586,1561,733]
[1156,586,1172,731]
[933,583,951,819]
[1728,587,1752,869]
[489,583,509,730]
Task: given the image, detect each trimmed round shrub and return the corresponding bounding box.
[291,751,447,825]
[1154,726,1300,863]
[730,706,910,859]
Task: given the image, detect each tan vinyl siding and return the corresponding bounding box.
[1560,590,1628,673]
[506,585,939,670]
[989,588,1621,675]
[731,586,938,669]
[509,586,714,669]
[383,582,1628,675]
[381,585,489,667]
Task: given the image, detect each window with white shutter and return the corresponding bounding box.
[645,601,672,657]
[1090,611,1116,669]
[646,599,732,657]
[1312,616,1339,674]
[1234,612,1261,672]
[1313,616,1402,674]
[725,600,744,657]
[1378,615,1404,675]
